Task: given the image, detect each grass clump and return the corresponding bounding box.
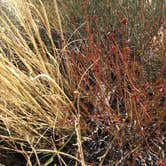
[0,0,80,165]
[0,0,165,165]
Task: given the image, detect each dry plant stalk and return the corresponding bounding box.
[0,0,78,165]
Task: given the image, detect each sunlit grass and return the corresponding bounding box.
[0,0,83,165]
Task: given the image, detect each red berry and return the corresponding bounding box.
[92,15,98,21]
[121,18,128,25]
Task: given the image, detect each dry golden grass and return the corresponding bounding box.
[0,0,85,165]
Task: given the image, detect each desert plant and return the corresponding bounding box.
[0,0,165,165]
